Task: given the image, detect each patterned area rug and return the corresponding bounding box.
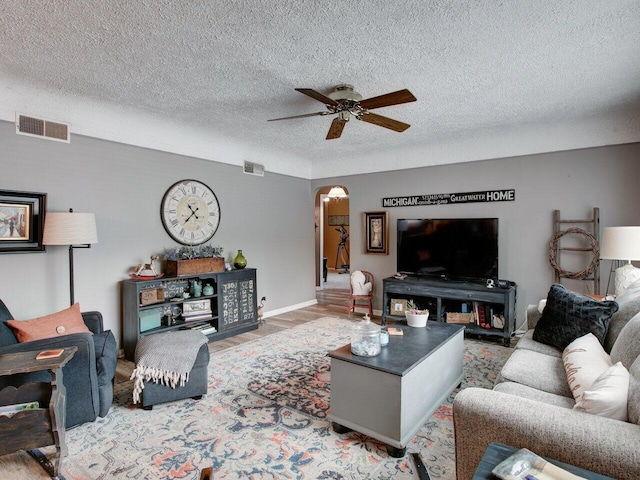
[35,317,512,479]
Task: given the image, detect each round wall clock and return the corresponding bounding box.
[160,179,221,245]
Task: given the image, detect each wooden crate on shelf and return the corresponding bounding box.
[447,312,472,324]
[165,257,225,276]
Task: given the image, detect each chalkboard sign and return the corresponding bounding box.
[220,272,257,329]
[239,279,255,322]
[221,281,239,327]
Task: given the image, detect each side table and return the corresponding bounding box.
[0,347,77,478]
[473,442,615,480]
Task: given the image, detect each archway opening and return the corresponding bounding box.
[314,186,350,290]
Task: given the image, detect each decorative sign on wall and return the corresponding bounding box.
[382,189,515,207]
[328,215,349,226]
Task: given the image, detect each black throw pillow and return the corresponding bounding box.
[533,284,619,350]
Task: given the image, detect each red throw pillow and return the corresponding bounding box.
[6,303,92,342]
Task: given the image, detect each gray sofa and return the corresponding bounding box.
[453,281,640,480]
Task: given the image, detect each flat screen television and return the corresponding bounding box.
[397,218,498,281]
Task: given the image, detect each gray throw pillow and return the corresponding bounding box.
[532,284,619,350]
[611,312,640,369]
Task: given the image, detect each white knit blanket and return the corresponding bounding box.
[131,330,208,404]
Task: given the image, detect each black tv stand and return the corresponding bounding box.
[382,275,517,346]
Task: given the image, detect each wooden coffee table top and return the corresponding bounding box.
[328,321,464,376]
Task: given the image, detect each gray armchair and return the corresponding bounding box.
[0,299,117,428]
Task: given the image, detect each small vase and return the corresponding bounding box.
[233,250,247,269]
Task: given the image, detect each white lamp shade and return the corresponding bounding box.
[600,226,640,261]
[327,186,348,198]
[43,212,98,245]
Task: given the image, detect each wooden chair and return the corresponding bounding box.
[348,270,374,317]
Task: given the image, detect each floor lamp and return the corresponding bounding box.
[43,209,98,306]
[600,226,640,296]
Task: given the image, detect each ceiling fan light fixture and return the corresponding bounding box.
[327,186,348,198]
[327,84,362,102]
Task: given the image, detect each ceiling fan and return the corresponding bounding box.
[268,84,417,140]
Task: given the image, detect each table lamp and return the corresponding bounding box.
[43,209,98,305]
[600,226,640,295]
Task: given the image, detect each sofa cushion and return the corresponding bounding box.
[562,333,612,404]
[604,297,640,353]
[5,303,92,342]
[498,348,572,397]
[532,284,618,350]
[628,356,640,425]
[493,381,575,409]
[515,330,562,358]
[574,362,629,421]
[93,330,117,417]
[610,311,640,369]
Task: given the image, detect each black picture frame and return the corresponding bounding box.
[363,211,389,255]
[0,190,47,253]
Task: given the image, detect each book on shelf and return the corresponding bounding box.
[0,401,39,418]
[183,323,217,335]
[473,302,486,326]
[182,312,213,322]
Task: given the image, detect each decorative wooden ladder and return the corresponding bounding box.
[550,207,600,295]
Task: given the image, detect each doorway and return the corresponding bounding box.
[315,186,350,290]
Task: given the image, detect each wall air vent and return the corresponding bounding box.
[243,161,265,177]
[15,113,70,143]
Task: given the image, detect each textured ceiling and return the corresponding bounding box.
[1,1,639,179]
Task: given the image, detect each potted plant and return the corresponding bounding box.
[405,300,429,327]
[163,245,224,276]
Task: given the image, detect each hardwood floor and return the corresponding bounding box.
[116,287,364,382]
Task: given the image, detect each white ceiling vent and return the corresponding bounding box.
[243,160,265,177]
[15,113,70,143]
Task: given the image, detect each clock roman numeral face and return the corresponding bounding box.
[161,180,220,245]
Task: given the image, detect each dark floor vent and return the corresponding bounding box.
[16,113,70,143]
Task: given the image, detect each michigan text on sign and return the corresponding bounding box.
[382,189,515,207]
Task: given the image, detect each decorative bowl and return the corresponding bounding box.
[405,311,429,327]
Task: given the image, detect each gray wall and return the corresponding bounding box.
[0,121,316,347]
[313,143,640,330]
[3,114,638,344]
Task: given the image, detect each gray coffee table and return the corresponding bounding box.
[328,321,464,457]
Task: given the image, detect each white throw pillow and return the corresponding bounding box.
[350,271,372,296]
[563,333,612,403]
[574,362,630,421]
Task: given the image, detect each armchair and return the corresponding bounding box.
[0,299,117,428]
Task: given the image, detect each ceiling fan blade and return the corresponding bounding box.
[358,112,410,132]
[295,88,341,107]
[267,111,331,121]
[358,89,417,110]
[326,118,347,140]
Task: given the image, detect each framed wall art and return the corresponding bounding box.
[328,215,349,226]
[0,190,47,253]
[363,211,389,255]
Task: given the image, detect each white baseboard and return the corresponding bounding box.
[262,299,318,319]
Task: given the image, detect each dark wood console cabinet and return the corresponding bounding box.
[123,269,257,361]
[382,276,517,346]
